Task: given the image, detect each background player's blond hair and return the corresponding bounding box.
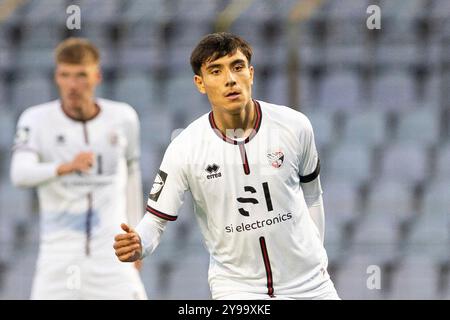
[54,37,100,65]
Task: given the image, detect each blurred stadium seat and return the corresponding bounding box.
[378,142,429,186]
[390,255,442,299]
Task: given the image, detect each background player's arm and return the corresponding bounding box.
[124,107,144,227]
[11,110,96,188]
[10,151,94,188]
[126,160,144,229]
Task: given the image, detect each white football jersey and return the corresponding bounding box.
[12,99,140,256]
[145,100,331,299]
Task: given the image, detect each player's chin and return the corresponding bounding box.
[222,100,247,114]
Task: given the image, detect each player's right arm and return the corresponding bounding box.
[114,133,189,261]
[10,109,94,188]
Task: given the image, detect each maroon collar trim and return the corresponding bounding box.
[208,100,262,145]
[60,100,101,122]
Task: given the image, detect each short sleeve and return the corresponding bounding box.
[13,110,41,154]
[298,115,320,183]
[145,139,188,221]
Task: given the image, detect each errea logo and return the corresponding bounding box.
[205,164,222,180]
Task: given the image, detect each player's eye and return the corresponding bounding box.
[210,69,220,75]
[76,73,88,79]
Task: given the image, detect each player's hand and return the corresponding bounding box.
[114,223,142,263]
[134,260,143,271]
[57,151,95,176]
[70,151,95,173]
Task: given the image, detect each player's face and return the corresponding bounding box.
[55,62,101,115]
[194,49,254,115]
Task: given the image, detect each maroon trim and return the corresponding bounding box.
[82,122,89,144]
[146,205,177,221]
[85,193,93,256]
[239,144,250,175]
[209,112,237,144]
[209,100,262,145]
[60,101,101,122]
[244,100,262,143]
[259,236,275,297]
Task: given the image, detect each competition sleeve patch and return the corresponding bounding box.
[13,126,30,147]
[149,169,168,202]
[299,158,320,183]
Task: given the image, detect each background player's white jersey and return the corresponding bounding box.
[144,100,334,299]
[11,99,146,299]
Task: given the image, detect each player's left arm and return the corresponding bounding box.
[124,107,144,228]
[298,114,325,243]
[301,178,325,244]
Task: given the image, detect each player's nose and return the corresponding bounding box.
[224,70,237,87]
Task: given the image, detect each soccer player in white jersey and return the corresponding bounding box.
[10,38,147,300]
[114,32,339,300]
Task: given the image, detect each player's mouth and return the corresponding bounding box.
[224,90,241,100]
[68,93,81,99]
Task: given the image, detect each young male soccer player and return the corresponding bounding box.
[114,32,340,300]
[10,38,147,299]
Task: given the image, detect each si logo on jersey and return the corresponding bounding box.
[149,170,168,202]
[267,150,284,168]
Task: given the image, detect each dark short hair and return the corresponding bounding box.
[55,37,100,65]
[190,32,253,76]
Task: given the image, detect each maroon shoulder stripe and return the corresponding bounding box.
[146,205,177,221]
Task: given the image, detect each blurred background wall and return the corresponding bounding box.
[0,0,449,299]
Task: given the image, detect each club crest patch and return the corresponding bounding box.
[267,150,284,168]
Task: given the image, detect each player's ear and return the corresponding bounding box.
[96,67,103,85]
[194,75,206,94]
[249,65,254,85]
[53,65,60,83]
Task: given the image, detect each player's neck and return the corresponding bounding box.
[61,101,100,122]
[213,100,256,139]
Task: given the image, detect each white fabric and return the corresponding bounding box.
[135,213,167,258]
[10,151,59,187]
[140,100,334,299]
[301,177,325,243]
[10,98,147,299]
[126,160,144,228]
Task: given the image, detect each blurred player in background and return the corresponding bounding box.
[10,38,147,300]
[114,32,339,300]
